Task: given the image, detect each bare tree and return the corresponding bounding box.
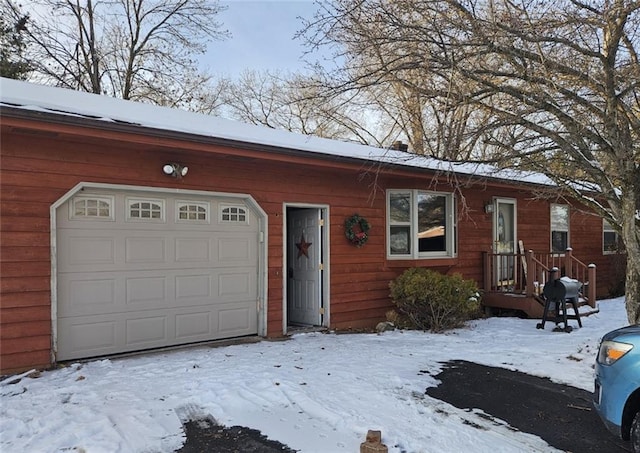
[4,0,228,106]
[301,0,493,159]
[304,0,640,322]
[221,69,385,144]
[0,2,30,79]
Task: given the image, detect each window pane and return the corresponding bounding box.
[72,197,113,219]
[178,204,207,221]
[603,220,620,252]
[221,206,247,223]
[128,200,163,221]
[551,205,569,230]
[418,193,446,252]
[603,232,618,252]
[603,220,615,232]
[551,204,569,252]
[389,193,411,223]
[387,190,456,258]
[390,226,411,255]
[551,231,568,252]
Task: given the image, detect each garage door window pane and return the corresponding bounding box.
[221,206,247,223]
[177,202,209,222]
[71,196,114,220]
[128,199,164,221]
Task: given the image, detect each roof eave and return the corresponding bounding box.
[1,104,556,190]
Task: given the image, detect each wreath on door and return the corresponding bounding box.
[345,214,370,247]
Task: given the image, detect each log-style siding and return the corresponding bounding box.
[0,116,621,374]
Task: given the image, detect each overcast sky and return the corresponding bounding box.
[203,0,323,77]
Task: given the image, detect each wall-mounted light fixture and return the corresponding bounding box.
[162,163,188,179]
[484,203,495,214]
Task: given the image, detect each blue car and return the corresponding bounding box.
[594,325,640,452]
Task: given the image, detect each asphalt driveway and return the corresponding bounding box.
[176,359,630,452]
[426,360,629,452]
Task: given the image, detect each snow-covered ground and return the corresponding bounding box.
[0,297,628,453]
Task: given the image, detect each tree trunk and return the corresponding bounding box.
[622,191,640,324]
[627,259,640,324]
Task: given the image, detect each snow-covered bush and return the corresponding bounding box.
[389,268,481,332]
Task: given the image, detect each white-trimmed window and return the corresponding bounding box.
[387,190,456,259]
[177,201,209,222]
[70,196,114,220]
[220,205,248,223]
[127,198,164,221]
[603,220,620,254]
[550,204,569,252]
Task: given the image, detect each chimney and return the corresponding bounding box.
[390,140,408,152]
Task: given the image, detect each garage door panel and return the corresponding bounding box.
[125,237,167,264]
[175,237,211,263]
[175,274,211,300]
[217,235,257,265]
[59,273,166,316]
[57,317,120,359]
[216,270,256,300]
[125,315,168,346]
[58,276,119,317]
[60,236,116,267]
[56,191,260,361]
[60,269,258,316]
[58,304,257,360]
[175,311,212,339]
[60,232,257,272]
[218,303,257,334]
[125,276,167,305]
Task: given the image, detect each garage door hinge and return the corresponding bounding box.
[319,263,324,270]
[319,307,325,315]
[319,219,325,227]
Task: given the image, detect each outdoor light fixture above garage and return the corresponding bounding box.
[162,163,188,178]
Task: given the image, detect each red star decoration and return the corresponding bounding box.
[296,234,312,258]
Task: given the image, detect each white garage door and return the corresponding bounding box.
[56,189,260,361]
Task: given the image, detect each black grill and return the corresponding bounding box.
[536,267,583,333]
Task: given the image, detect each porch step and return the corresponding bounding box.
[482,293,545,318]
[577,307,600,317]
[483,292,598,319]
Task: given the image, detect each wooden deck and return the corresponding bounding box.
[482,248,597,318]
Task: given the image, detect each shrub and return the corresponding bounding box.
[389,268,481,332]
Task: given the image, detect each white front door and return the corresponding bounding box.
[493,198,517,283]
[287,209,322,326]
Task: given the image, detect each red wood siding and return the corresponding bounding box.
[0,117,622,374]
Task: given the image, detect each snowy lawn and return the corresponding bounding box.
[0,297,628,453]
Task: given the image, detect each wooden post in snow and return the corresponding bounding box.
[588,264,597,308]
[360,430,388,453]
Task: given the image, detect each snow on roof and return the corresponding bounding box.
[0,77,554,186]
